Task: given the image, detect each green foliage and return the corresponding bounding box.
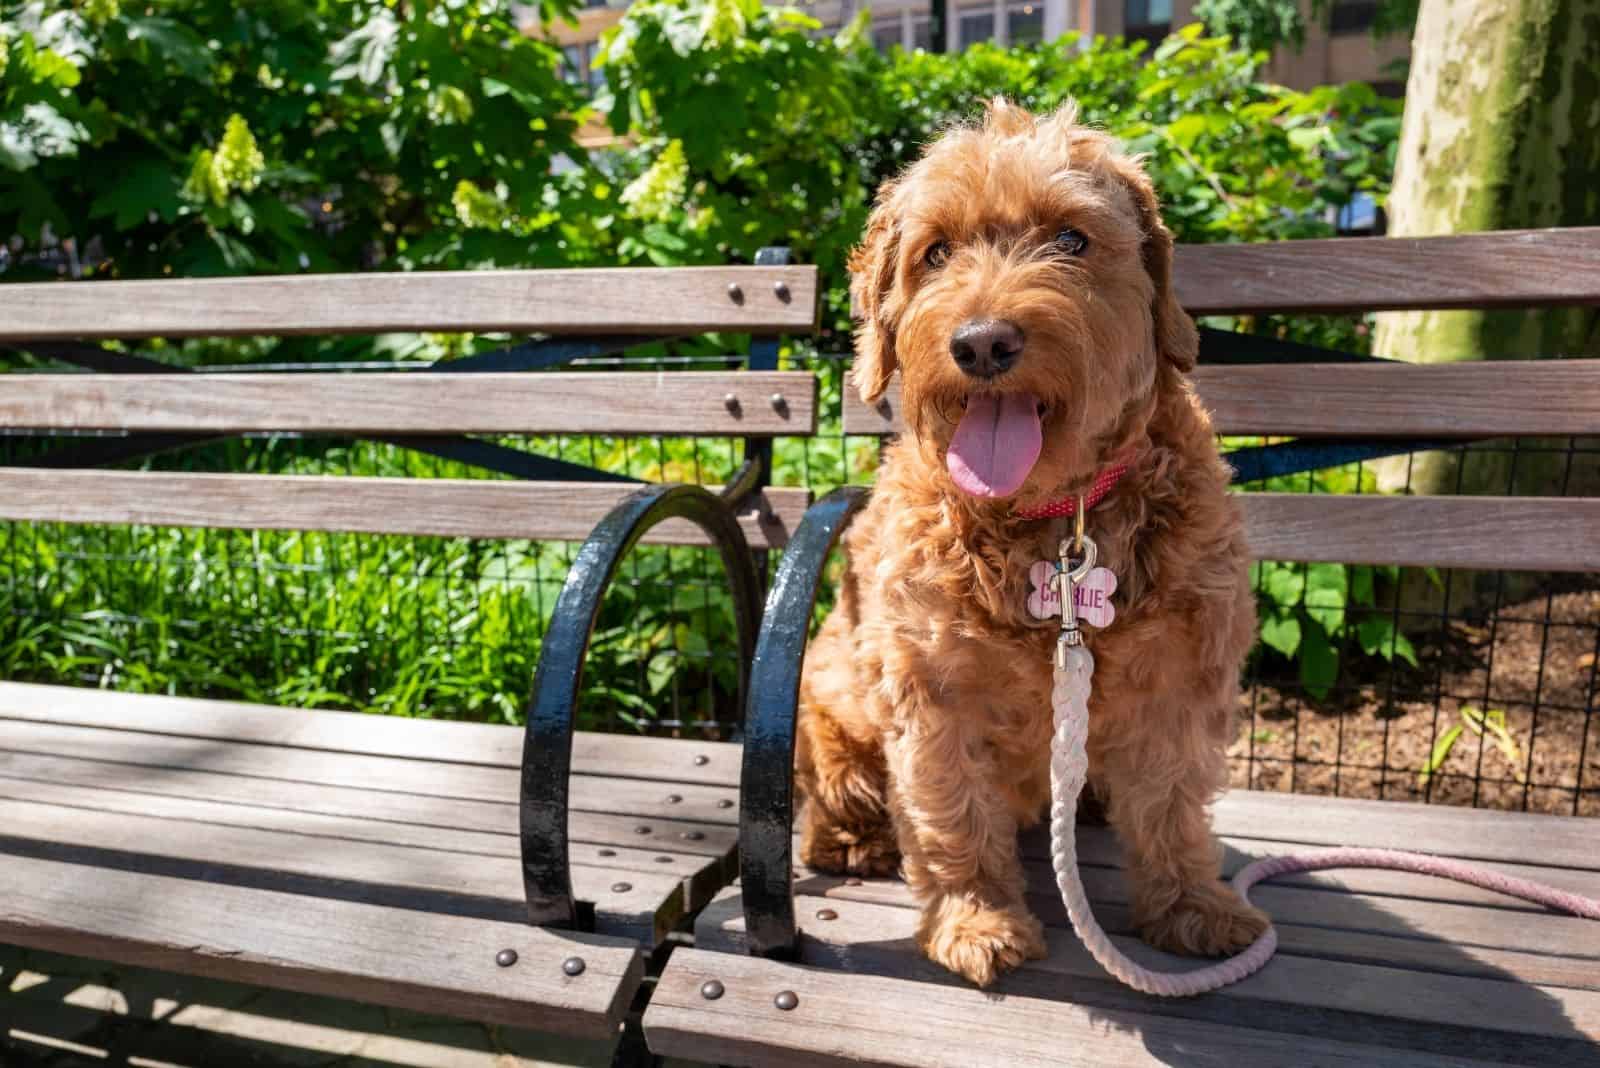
[1417,705,1527,790]
[1191,0,1304,53]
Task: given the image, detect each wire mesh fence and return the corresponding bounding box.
[1,343,1595,817]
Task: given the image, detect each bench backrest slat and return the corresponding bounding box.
[0,266,818,341]
[1175,227,1600,315]
[0,469,810,549]
[0,371,818,437]
[844,359,1600,438]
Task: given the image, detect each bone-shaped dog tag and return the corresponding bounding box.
[1027,561,1117,628]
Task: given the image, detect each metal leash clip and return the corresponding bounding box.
[1055,495,1096,665]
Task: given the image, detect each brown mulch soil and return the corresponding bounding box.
[1228,583,1600,817]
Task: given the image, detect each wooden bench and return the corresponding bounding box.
[0,259,820,1059]
[644,228,1600,1067]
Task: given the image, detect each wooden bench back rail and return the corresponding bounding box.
[0,265,819,341]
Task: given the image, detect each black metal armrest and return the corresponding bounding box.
[737,486,868,958]
[519,483,764,928]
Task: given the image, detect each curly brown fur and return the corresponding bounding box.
[796,100,1269,987]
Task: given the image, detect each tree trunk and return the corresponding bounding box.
[1373,0,1600,606]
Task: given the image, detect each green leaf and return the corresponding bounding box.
[1258,611,1301,657]
[88,158,182,228]
[1298,623,1338,699]
[124,16,214,81]
[1417,724,1463,788]
[329,9,399,86]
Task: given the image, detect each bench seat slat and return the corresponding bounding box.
[0,717,739,827]
[842,359,1600,437]
[0,265,818,340]
[0,680,741,788]
[645,947,1518,1068]
[0,371,818,437]
[0,794,682,946]
[0,852,643,1039]
[0,468,811,548]
[1174,227,1600,314]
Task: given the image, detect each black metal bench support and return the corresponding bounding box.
[736,486,868,958]
[519,484,764,929]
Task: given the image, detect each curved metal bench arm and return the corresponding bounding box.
[520,483,764,928]
[737,486,869,958]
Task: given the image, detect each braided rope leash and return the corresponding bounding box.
[1047,642,1600,997]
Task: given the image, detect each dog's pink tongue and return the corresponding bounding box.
[946,392,1043,498]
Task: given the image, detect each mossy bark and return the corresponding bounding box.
[1373,0,1600,605]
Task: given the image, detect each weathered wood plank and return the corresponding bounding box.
[1174,228,1600,314]
[0,468,811,548]
[0,372,817,436]
[1210,788,1600,870]
[0,266,819,340]
[645,946,1514,1068]
[1245,494,1600,571]
[0,775,729,912]
[0,718,740,825]
[0,680,742,788]
[0,853,643,1039]
[690,891,1600,1061]
[0,796,682,945]
[841,359,1600,437]
[0,748,737,861]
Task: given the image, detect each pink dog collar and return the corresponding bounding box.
[1014,460,1130,521]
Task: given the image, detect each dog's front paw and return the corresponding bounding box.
[1138,881,1270,957]
[917,899,1047,987]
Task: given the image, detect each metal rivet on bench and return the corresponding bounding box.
[727,283,744,304]
[681,830,705,841]
[495,949,518,967]
[655,855,673,863]
[716,799,734,809]
[843,877,862,886]
[769,392,788,416]
[693,754,710,766]
[815,908,838,921]
[723,393,741,415]
[598,848,616,857]
[666,793,683,804]
[701,979,725,1000]
[562,956,586,977]
[773,280,791,302]
[611,882,633,893]
[774,990,799,1011]
[635,825,652,834]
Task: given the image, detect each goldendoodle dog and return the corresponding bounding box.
[796,99,1269,987]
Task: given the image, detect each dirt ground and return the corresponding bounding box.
[1228,583,1600,817]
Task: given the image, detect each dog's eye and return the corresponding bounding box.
[1055,229,1089,256]
[924,241,951,269]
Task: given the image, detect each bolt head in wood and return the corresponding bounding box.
[681,830,705,841]
[773,280,791,302]
[611,881,633,893]
[655,855,673,863]
[723,393,741,414]
[770,392,788,415]
[597,848,616,857]
[693,754,710,766]
[815,908,838,921]
[727,283,744,303]
[774,990,799,1011]
[495,949,518,967]
[701,979,725,1000]
[666,793,683,804]
[634,824,652,834]
[716,799,734,809]
[562,956,586,976]
[843,877,863,886]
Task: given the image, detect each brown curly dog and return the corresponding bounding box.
[796,99,1269,987]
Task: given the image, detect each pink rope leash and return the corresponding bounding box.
[1048,644,1600,998]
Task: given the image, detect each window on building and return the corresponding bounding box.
[911,16,933,49]
[1335,191,1384,235]
[1124,0,1171,46]
[872,21,904,51]
[1008,4,1044,44]
[562,44,584,85]
[960,10,995,43]
[1329,0,1379,34]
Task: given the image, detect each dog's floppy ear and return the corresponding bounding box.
[1112,157,1197,373]
[848,180,902,405]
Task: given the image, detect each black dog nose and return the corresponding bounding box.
[950,319,1024,378]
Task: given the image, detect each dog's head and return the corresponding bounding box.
[850,100,1196,504]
